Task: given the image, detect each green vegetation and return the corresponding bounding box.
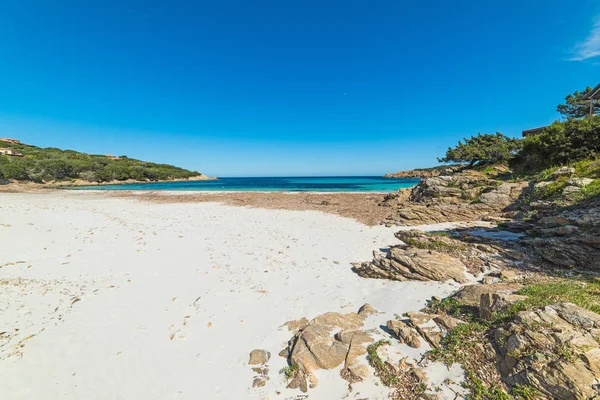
[366,339,403,387]
[279,364,299,380]
[516,277,600,314]
[515,116,600,171]
[422,297,477,321]
[557,86,598,119]
[435,88,600,185]
[438,132,521,168]
[428,276,599,399]
[0,140,203,183]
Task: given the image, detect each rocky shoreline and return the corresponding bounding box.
[251,165,600,399]
[383,168,446,179]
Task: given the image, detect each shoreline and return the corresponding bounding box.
[0,175,218,191]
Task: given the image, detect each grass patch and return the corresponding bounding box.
[511,384,541,399]
[581,178,600,198]
[427,276,600,399]
[422,297,478,321]
[535,178,567,199]
[366,339,399,386]
[573,158,600,179]
[516,277,600,313]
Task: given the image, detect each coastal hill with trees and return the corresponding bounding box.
[0,139,212,185]
[386,86,600,186]
[364,85,600,399]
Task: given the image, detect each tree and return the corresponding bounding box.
[514,116,600,170]
[438,133,522,168]
[557,87,598,119]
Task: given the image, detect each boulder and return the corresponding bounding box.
[282,317,309,333]
[248,349,271,365]
[452,283,523,307]
[433,314,463,330]
[521,235,600,272]
[566,178,594,188]
[552,167,575,178]
[353,246,468,283]
[480,292,528,321]
[386,320,422,348]
[494,303,600,399]
[357,303,379,317]
[280,307,374,391]
[550,302,600,329]
[478,182,527,209]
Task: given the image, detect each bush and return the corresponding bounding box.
[514,116,600,171]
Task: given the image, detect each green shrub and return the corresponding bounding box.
[514,116,600,171]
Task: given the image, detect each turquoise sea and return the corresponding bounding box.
[72,176,419,192]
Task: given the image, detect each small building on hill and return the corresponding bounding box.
[0,148,24,156]
[0,138,20,144]
[522,126,547,137]
[105,154,121,160]
[522,82,600,137]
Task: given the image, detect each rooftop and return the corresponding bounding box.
[522,126,547,137]
[583,83,600,100]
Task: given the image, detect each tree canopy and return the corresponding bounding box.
[513,115,600,171]
[557,86,598,119]
[438,133,522,168]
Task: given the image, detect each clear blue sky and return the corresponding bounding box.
[0,1,599,176]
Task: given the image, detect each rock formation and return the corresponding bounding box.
[385,171,528,226]
[279,306,376,392]
[494,303,600,399]
[353,245,468,283]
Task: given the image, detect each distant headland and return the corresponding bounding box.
[0,138,215,186]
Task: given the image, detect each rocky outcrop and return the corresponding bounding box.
[383,169,445,179]
[452,283,523,308]
[494,303,600,399]
[522,235,600,272]
[386,320,422,348]
[480,292,527,320]
[387,203,497,226]
[354,227,530,284]
[279,306,375,392]
[520,196,600,272]
[385,172,528,226]
[395,230,525,275]
[353,245,468,283]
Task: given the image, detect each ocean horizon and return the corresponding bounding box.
[70,176,419,192]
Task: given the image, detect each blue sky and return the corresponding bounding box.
[0,1,599,176]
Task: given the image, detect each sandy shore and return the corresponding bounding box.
[0,191,462,399]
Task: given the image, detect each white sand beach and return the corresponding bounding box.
[0,192,462,400]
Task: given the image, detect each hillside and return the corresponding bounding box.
[0,139,213,185]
